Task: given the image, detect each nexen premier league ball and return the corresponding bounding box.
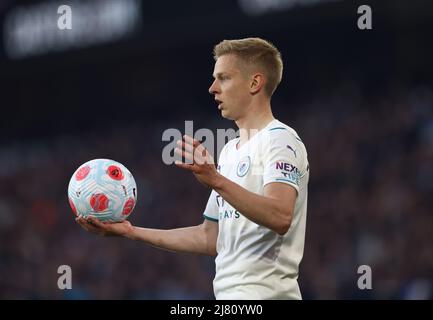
[68,159,137,222]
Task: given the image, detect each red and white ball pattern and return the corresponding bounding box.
[68,159,137,222]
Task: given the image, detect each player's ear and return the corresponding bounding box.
[250,73,265,94]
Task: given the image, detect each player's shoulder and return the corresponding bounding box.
[264,119,304,145]
[264,119,309,170]
[217,137,238,160]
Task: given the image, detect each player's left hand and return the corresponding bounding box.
[174,135,221,188]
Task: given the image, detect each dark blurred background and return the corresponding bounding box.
[0,0,432,299]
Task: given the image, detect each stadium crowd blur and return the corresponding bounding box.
[1,80,432,299]
[1,0,432,300]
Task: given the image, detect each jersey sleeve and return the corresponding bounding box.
[203,189,219,222]
[263,129,304,193]
[202,140,230,222]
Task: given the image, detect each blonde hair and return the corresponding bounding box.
[213,37,283,97]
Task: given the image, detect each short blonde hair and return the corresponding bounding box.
[213,37,283,97]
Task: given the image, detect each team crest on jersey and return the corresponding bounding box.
[236,156,251,177]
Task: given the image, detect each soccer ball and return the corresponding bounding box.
[68,159,137,222]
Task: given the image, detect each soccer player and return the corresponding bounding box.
[77,38,310,299]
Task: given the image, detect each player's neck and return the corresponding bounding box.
[235,105,275,149]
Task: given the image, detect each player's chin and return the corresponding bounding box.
[220,109,233,120]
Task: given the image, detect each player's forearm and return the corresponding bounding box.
[124,224,216,256]
[213,175,291,235]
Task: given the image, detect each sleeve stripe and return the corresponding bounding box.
[274,178,299,186]
[203,214,218,222]
[267,179,299,194]
[269,127,303,142]
[269,127,287,131]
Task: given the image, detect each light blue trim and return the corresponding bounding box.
[275,178,298,185]
[203,214,218,223]
[269,127,287,131]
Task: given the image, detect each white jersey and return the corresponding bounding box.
[203,119,309,300]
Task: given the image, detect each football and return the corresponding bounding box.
[68,159,137,222]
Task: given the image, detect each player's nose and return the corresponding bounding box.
[209,79,219,95]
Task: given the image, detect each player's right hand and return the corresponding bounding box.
[76,216,133,237]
